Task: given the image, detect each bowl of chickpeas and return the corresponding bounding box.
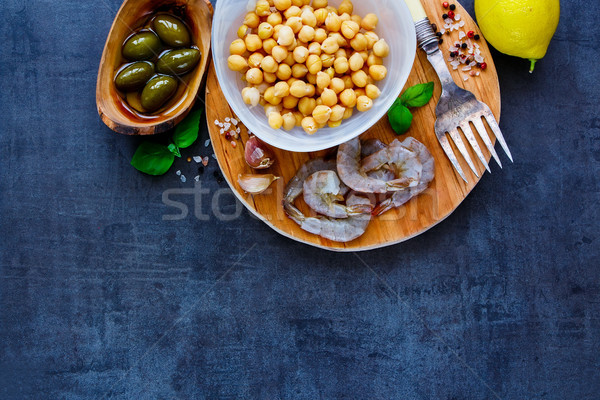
[212,0,416,152]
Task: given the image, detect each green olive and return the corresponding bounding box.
[152,14,191,47]
[156,48,201,76]
[141,75,178,112]
[115,61,155,91]
[122,31,162,61]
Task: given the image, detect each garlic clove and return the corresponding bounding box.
[245,135,275,169]
[238,174,280,194]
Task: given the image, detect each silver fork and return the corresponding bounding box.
[408,3,512,182]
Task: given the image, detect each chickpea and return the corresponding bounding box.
[292,0,303,6]
[255,0,271,16]
[339,88,357,108]
[267,12,283,26]
[330,77,345,94]
[356,95,373,112]
[298,97,317,115]
[284,52,296,66]
[268,112,284,129]
[369,65,387,81]
[284,6,302,19]
[316,97,323,106]
[351,70,368,87]
[273,81,290,97]
[320,88,337,107]
[350,33,368,51]
[335,48,347,59]
[263,38,277,54]
[308,42,322,55]
[373,39,390,58]
[298,25,316,42]
[237,25,249,39]
[263,86,282,105]
[314,28,327,43]
[360,85,378,101]
[276,63,292,80]
[246,68,264,85]
[301,9,317,27]
[326,66,335,79]
[305,54,322,75]
[273,0,291,10]
[340,20,360,40]
[290,81,308,98]
[364,31,379,49]
[282,112,296,131]
[306,83,316,97]
[314,8,328,25]
[277,26,294,47]
[248,52,264,68]
[283,95,299,109]
[354,88,366,98]
[321,37,339,54]
[330,32,348,47]
[361,13,379,31]
[293,111,304,126]
[307,72,317,85]
[329,104,346,122]
[367,53,383,66]
[301,116,318,135]
[230,39,246,55]
[264,71,277,83]
[257,23,273,40]
[338,0,353,15]
[349,52,364,71]
[325,12,341,32]
[342,75,353,89]
[272,45,288,63]
[264,104,283,117]
[343,107,353,119]
[351,14,362,25]
[285,17,302,34]
[292,63,309,78]
[260,55,278,73]
[273,24,282,41]
[333,57,349,74]
[245,34,263,52]
[312,0,328,8]
[321,53,335,68]
[293,46,309,63]
[312,105,332,124]
[316,71,331,89]
[228,55,248,72]
[243,12,260,29]
[339,13,351,22]
[328,120,342,128]
[241,86,260,106]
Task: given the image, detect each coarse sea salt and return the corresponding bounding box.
[459,31,466,40]
[194,175,200,182]
[231,118,238,126]
[180,175,186,183]
[204,139,211,147]
[193,156,202,163]
[176,170,181,176]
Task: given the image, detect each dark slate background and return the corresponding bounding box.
[1,0,599,398]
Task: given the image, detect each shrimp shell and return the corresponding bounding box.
[303,170,372,218]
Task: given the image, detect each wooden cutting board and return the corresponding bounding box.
[205,0,501,251]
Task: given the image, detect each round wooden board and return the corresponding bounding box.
[205,0,501,252]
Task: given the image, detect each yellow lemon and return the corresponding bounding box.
[475,0,560,72]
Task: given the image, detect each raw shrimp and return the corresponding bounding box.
[360,139,423,186]
[372,137,435,215]
[303,170,373,218]
[337,137,416,194]
[283,158,336,206]
[361,139,396,182]
[285,194,372,242]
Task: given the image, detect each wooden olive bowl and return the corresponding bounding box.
[96,0,212,135]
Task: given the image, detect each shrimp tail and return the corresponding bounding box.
[372,198,393,216]
[386,177,417,191]
[347,203,374,215]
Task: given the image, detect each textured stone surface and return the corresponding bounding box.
[1,0,599,399]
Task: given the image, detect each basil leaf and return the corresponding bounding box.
[168,143,181,158]
[400,82,434,108]
[131,142,175,176]
[173,107,203,149]
[388,104,413,135]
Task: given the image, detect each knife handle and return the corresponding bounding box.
[404,0,439,54]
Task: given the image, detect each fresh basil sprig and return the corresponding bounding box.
[388,82,434,135]
[131,107,203,175]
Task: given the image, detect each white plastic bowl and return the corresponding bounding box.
[212,0,416,152]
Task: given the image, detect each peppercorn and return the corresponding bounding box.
[480,62,487,70]
[467,31,475,38]
[461,43,467,49]
[225,132,232,140]
[449,4,456,10]
[442,1,449,8]
[431,23,438,31]
[436,32,443,37]
[448,10,455,19]
[438,38,443,44]
[449,51,456,57]
[442,13,448,19]
[474,34,480,40]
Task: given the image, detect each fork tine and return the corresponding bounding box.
[483,112,513,162]
[460,123,490,173]
[448,128,479,178]
[472,117,502,168]
[438,134,468,183]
